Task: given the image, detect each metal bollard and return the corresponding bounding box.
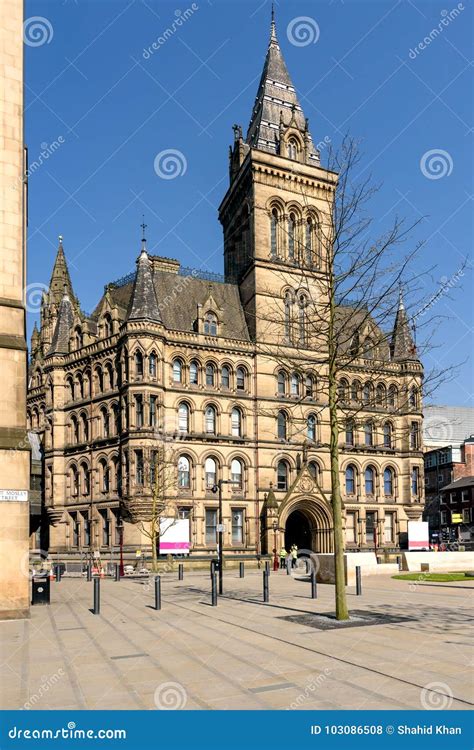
[210,560,216,578]
[211,572,217,606]
[396,555,402,571]
[311,570,317,599]
[55,565,61,583]
[154,576,161,611]
[263,570,269,602]
[114,563,120,582]
[93,577,100,615]
[239,562,244,578]
[87,563,92,582]
[178,563,184,581]
[265,560,270,574]
[356,565,362,596]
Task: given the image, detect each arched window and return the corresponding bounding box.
[288,139,298,160]
[277,371,286,395]
[231,407,242,437]
[149,352,157,377]
[284,291,292,340]
[338,379,349,402]
[105,362,114,390]
[81,413,89,442]
[383,422,393,449]
[305,218,313,265]
[204,311,218,336]
[362,382,372,405]
[74,326,83,350]
[307,414,317,441]
[277,460,289,490]
[409,386,418,409]
[71,466,79,496]
[305,374,314,398]
[288,213,296,260]
[221,365,230,389]
[365,466,375,495]
[205,457,217,489]
[205,405,216,434]
[112,404,120,434]
[178,403,189,434]
[103,313,112,338]
[270,208,279,257]
[231,458,243,489]
[189,360,199,385]
[345,465,356,495]
[345,419,354,446]
[205,363,215,387]
[72,416,79,444]
[388,385,398,408]
[172,359,182,383]
[236,367,245,391]
[76,373,84,399]
[351,381,360,402]
[308,461,319,480]
[412,467,420,495]
[101,461,110,493]
[101,407,109,438]
[363,421,373,447]
[290,373,299,396]
[134,351,143,376]
[384,467,394,496]
[81,463,90,495]
[66,376,74,401]
[298,294,307,343]
[178,456,191,488]
[95,367,104,393]
[376,383,386,407]
[277,410,287,440]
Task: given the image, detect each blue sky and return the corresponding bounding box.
[25,0,472,404]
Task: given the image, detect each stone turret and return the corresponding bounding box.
[127,243,162,323]
[390,290,417,360]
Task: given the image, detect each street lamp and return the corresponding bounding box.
[272,520,279,571]
[212,478,239,595]
[116,514,125,577]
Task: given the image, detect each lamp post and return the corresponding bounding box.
[212,478,238,595]
[272,520,279,571]
[116,514,124,577]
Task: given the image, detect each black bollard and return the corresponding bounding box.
[87,563,92,582]
[311,570,317,599]
[239,562,244,579]
[55,564,61,583]
[93,577,100,615]
[263,570,269,602]
[210,560,216,578]
[178,563,184,581]
[154,576,161,611]
[265,560,270,574]
[114,563,120,582]
[211,572,217,606]
[355,565,362,596]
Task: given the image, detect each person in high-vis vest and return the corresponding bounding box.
[279,547,287,569]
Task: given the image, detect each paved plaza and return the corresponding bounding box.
[1,569,472,711]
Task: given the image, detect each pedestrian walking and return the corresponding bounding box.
[286,552,292,574]
[291,544,298,568]
[279,547,287,569]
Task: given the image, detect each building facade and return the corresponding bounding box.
[439,475,474,549]
[27,18,425,563]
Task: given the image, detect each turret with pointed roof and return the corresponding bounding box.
[48,236,76,308]
[127,237,162,323]
[245,10,320,165]
[390,290,417,360]
[48,289,74,356]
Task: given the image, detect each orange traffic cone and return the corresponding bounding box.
[49,567,55,581]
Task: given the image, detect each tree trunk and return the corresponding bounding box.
[328,375,349,620]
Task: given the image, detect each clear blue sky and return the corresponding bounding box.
[25,0,473,405]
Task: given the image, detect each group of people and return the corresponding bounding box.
[279,544,298,571]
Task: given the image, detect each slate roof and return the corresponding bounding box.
[127,249,162,323]
[440,476,474,492]
[48,292,74,355]
[390,293,417,360]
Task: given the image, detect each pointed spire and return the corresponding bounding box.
[245,10,320,165]
[127,238,162,323]
[48,288,74,356]
[48,235,76,309]
[390,289,417,360]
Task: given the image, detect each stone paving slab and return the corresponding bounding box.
[0,570,472,711]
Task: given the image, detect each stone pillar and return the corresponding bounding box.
[0,1,30,618]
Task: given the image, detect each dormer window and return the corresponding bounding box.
[204,311,218,336]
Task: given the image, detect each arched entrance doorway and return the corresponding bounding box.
[285,510,312,551]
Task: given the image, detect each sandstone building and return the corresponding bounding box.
[27,18,424,562]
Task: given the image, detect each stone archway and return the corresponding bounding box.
[280,496,333,553]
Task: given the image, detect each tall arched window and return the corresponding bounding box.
[204,312,218,336]
[205,457,217,489]
[72,416,79,444]
[345,419,354,446]
[103,313,112,337]
[172,359,182,383]
[270,208,279,257]
[178,403,189,433]
[384,467,394,495]
[95,366,104,393]
[236,367,245,391]
[308,461,319,480]
[409,386,418,409]
[288,213,296,260]
[362,382,372,405]
[290,373,299,396]
[307,414,317,441]
[345,465,356,495]
[365,466,375,495]
[231,408,242,437]
[305,218,313,265]
[81,463,90,495]
[298,294,307,343]
[101,408,109,438]
[305,374,314,398]
[149,352,157,377]
[221,365,230,389]
[376,383,386,406]
[338,379,349,402]
[231,459,243,488]
[189,360,199,385]
[288,139,298,160]
[71,466,79,496]
[135,351,143,376]
[81,413,89,442]
[411,467,420,495]
[277,411,287,440]
[178,456,191,488]
[388,385,397,408]
[205,405,216,434]
[284,292,292,340]
[277,371,286,395]
[383,422,393,448]
[205,364,215,387]
[277,460,289,490]
[351,381,360,402]
[364,421,373,447]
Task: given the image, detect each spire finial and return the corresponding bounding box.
[140,215,147,244]
[270,2,277,44]
[58,234,63,246]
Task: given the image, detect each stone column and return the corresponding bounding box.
[0,0,30,618]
